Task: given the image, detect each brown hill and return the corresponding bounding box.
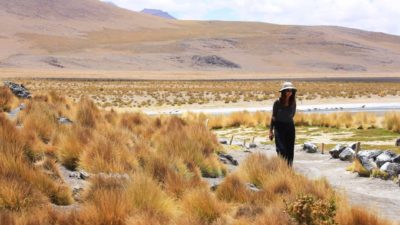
[1,0,400,76]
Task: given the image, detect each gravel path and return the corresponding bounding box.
[223,144,400,222]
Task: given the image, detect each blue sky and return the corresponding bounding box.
[104,0,400,35]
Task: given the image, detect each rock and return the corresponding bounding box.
[339,147,355,161]
[219,139,228,145]
[218,157,228,164]
[380,162,400,177]
[329,144,347,158]
[350,143,358,150]
[249,143,257,148]
[392,155,400,164]
[79,171,90,180]
[376,151,396,168]
[357,150,383,161]
[246,183,260,192]
[58,116,73,124]
[396,138,400,146]
[358,155,377,172]
[97,172,130,180]
[4,81,31,99]
[219,153,239,166]
[303,142,318,153]
[69,171,81,179]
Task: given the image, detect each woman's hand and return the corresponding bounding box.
[269,130,274,141]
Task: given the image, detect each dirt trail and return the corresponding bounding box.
[225,145,400,222]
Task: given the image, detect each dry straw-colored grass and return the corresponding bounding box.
[0,90,395,225]
[383,112,400,133]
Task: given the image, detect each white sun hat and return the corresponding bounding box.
[279,81,296,92]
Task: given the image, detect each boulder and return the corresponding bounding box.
[376,151,396,168]
[357,150,383,161]
[358,155,377,172]
[396,138,400,147]
[339,147,355,161]
[392,155,400,164]
[329,144,347,158]
[380,162,400,177]
[303,142,318,153]
[350,143,358,150]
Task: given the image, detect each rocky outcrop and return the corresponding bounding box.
[376,151,396,168]
[4,81,31,98]
[380,162,400,177]
[192,55,241,69]
[357,150,383,161]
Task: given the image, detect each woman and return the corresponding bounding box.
[269,81,297,166]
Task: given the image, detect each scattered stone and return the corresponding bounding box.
[219,139,228,145]
[249,143,257,148]
[376,151,396,168]
[97,172,130,180]
[396,138,400,147]
[219,153,239,166]
[357,150,383,161]
[246,183,260,192]
[392,155,400,164]
[350,143,358,150]
[329,144,347,158]
[380,162,400,177]
[7,103,26,119]
[339,147,355,161]
[303,142,318,153]
[4,81,31,98]
[68,171,81,179]
[218,157,228,164]
[58,116,73,124]
[358,155,377,172]
[79,171,90,180]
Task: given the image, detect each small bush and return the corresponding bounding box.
[285,194,337,225]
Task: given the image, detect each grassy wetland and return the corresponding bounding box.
[8,79,400,109]
[0,80,398,225]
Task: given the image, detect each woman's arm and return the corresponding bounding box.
[269,101,278,140]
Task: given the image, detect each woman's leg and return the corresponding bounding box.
[274,126,285,158]
[286,123,295,166]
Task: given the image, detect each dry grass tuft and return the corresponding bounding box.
[76,96,101,128]
[383,112,400,133]
[216,173,252,203]
[0,86,15,112]
[182,188,226,224]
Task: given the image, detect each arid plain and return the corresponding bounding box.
[1,0,400,225]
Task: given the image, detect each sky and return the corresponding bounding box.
[105,0,400,35]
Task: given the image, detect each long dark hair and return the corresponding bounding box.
[279,89,296,106]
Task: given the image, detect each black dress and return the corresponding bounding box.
[270,100,296,166]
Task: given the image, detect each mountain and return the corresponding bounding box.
[141,9,176,20]
[1,0,400,76]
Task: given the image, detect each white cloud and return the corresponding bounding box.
[105,0,400,35]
